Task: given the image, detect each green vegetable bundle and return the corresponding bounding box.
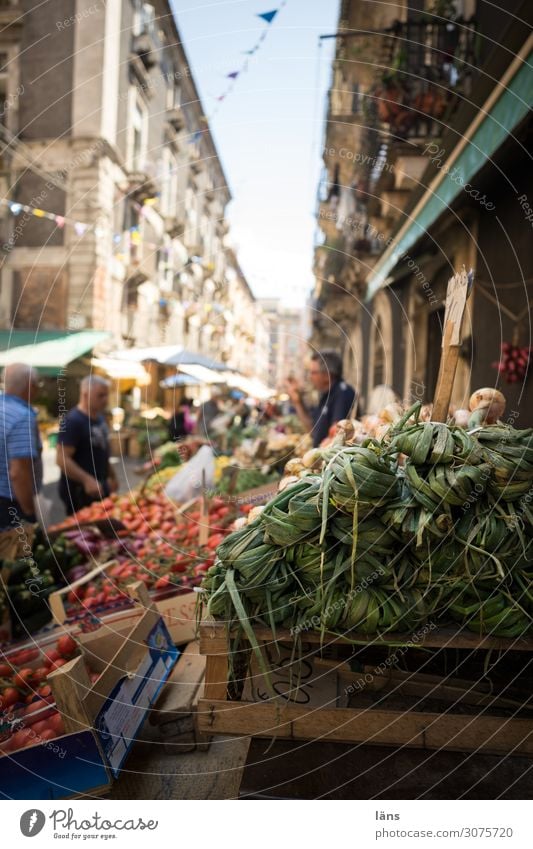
[201,402,533,652]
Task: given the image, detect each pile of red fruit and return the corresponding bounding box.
[492,342,531,383]
[0,634,81,755]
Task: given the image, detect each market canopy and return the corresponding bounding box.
[160,373,203,388]
[110,345,227,371]
[0,331,111,376]
[90,357,151,386]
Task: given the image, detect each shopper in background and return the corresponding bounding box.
[286,350,357,447]
[0,363,42,530]
[195,390,221,439]
[56,375,118,515]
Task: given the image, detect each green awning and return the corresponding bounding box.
[0,331,111,376]
[0,330,72,351]
[366,49,533,301]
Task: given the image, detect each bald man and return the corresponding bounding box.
[0,363,43,529]
[56,375,118,515]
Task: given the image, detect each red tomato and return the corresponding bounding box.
[171,562,187,573]
[48,713,65,735]
[43,648,61,666]
[49,658,68,672]
[13,668,34,689]
[10,727,35,751]
[0,663,12,676]
[32,720,51,735]
[32,667,49,683]
[193,563,209,576]
[38,728,58,742]
[23,699,52,721]
[155,576,171,589]
[57,635,77,657]
[2,686,21,708]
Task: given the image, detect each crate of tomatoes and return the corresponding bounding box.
[0,582,178,798]
[48,493,250,645]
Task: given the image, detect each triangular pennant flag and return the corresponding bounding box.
[55,215,65,228]
[9,202,22,215]
[217,95,226,102]
[257,9,278,24]
[32,208,46,218]
[227,71,239,79]
[74,222,88,236]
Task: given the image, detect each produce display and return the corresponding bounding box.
[0,633,83,755]
[48,492,247,620]
[201,402,533,652]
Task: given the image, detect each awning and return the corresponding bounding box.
[160,374,203,388]
[0,330,72,352]
[225,373,275,400]
[366,44,533,300]
[90,357,151,386]
[0,331,111,375]
[176,363,228,384]
[110,345,226,370]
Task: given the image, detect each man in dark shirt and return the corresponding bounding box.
[56,376,118,515]
[287,350,357,447]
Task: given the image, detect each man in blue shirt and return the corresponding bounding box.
[56,375,118,515]
[287,350,357,447]
[0,363,43,530]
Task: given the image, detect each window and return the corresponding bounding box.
[166,79,181,110]
[160,147,178,217]
[128,88,147,171]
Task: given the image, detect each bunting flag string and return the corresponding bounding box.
[209,2,287,119]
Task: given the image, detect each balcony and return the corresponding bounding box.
[166,106,184,132]
[125,170,157,203]
[132,31,158,71]
[371,16,478,140]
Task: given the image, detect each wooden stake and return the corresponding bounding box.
[199,469,209,547]
[432,267,472,422]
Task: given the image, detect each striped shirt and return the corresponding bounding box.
[0,393,42,500]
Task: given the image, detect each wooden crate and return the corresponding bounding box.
[49,558,197,646]
[0,582,178,798]
[197,619,533,758]
[148,640,209,752]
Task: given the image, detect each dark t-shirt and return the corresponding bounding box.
[58,408,110,485]
[311,380,357,447]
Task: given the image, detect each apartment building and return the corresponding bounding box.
[313,0,532,420]
[0,0,259,369]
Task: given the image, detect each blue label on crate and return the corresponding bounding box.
[94,618,179,777]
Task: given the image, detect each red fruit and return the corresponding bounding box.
[10,727,35,751]
[37,684,52,698]
[43,648,61,666]
[32,667,49,684]
[155,576,171,589]
[49,658,68,671]
[0,663,12,676]
[171,561,187,573]
[48,713,65,735]
[23,699,52,721]
[0,687,22,710]
[13,668,34,689]
[193,563,209,577]
[31,720,50,735]
[38,728,58,742]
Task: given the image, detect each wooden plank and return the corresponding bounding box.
[204,654,228,700]
[47,656,92,733]
[199,618,229,655]
[231,624,533,652]
[197,699,533,757]
[339,667,530,711]
[432,267,471,422]
[149,641,206,725]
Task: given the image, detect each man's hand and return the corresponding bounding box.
[107,476,119,494]
[286,376,303,404]
[83,476,103,499]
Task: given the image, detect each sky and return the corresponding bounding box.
[170,0,340,306]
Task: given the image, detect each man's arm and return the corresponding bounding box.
[56,444,103,498]
[330,386,357,426]
[286,378,313,432]
[9,457,36,516]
